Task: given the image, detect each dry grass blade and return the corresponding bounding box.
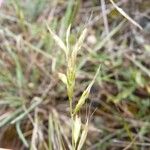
[94,20,125,51]
[126,55,150,77]
[31,110,38,150]
[24,41,53,59]
[77,120,89,150]
[2,27,53,60]
[48,114,54,150]
[101,0,109,35]
[11,97,42,124]
[109,0,143,30]
[53,118,64,150]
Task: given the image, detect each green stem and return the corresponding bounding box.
[69,95,75,150]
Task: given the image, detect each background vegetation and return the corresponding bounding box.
[0,0,150,149]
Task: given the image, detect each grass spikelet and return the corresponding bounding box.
[46,22,68,58]
[58,73,68,85]
[74,66,100,115]
[72,28,87,60]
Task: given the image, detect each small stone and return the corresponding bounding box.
[87,35,97,45]
[28,82,34,89]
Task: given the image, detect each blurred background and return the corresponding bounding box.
[0,0,150,149]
